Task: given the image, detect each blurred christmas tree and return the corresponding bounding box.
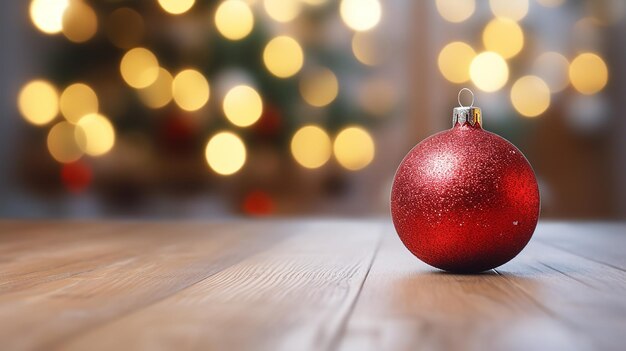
[18,0,392,214]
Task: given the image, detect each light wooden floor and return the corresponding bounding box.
[0,220,624,351]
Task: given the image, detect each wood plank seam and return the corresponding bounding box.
[535,239,626,273]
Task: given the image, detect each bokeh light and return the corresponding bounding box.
[120,48,160,89]
[489,0,528,21]
[352,32,381,66]
[438,42,476,84]
[172,69,210,111]
[263,36,304,78]
[536,0,564,7]
[62,0,97,43]
[223,85,263,127]
[510,76,551,118]
[47,121,83,163]
[482,18,524,59]
[29,0,69,34]
[158,0,195,15]
[569,53,608,95]
[301,0,328,5]
[334,127,375,171]
[60,83,99,124]
[18,80,59,126]
[138,68,174,109]
[106,8,144,49]
[340,0,382,32]
[264,0,301,23]
[205,132,246,175]
[75,113,115,156]
[435,0,475,23]
[215,0,254,41]
[299,68,339,107]
[533,52,570,93]
[470,52,509,92]
[291,126,332,169]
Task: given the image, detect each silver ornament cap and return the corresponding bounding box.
[453,88,482,127]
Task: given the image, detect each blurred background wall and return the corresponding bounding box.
[0,0,624,219]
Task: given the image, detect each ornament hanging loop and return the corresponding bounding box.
[458,88,474,108]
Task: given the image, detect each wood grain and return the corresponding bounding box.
[0,220,624,351]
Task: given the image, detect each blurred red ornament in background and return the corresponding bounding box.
[242,190,275,216]
[61,161,92,194]
[391,91,540,273]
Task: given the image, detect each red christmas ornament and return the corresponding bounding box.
[391,89,540,273]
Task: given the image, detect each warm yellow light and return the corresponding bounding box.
[536,0,564,7]
[18,80,59,126]
[223,85,263,127]
[264,0,301,23]
[62,1,97,43]
[75,113,115,156]
[352,32,381,66]
[533,52,570,93]
[435,0,475,23]
[138,68,174,109]
[205,132,246,175]
[263,36,304,78]
[482,18,524,59]
[60,83,98,124]
[290,125,332,169]
[569,53,608,95]
[106,8,144,49]
[334,127,375,171]
[172,69,210,111]
[489,0,528,21]
[299,68,339,107]
[470,52,509,92]
[120,48,159,89]
[47,121,83,163]
[340,0,381,32]
[438,42,476,84]
[158,0,195,15]
[301,0,327,5]
[29,0,69,34]
[510,76,551,118]
[215,0,254,41]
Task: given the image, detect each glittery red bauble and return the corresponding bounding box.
[391,123,540,273]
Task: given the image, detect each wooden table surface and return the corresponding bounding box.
[1,220,625,351]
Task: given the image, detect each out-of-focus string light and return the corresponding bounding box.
[333,126,374,171]
[172,69,210,111]
[215,0,254,41]
[205,132,246,175]
[533,52,570,93]
[299,68,339,107]
[120,48,160,89]
[290,125,332,169]
[301,0,327,5]
[62,1,97,43]
[435,0,475,23]
[263,36,304,78]
[352,32,381,66]
[569,53,608,95]
[138,68,174,109]
[106,8,144,49]
[470,52,509,92]
[29,0,69,34]
[75,113,116,156]
[47,121,83,163]
[489,0,528,21]
[482,18,524,59]
[510,76,551,118]
[223,85,263,127]
[438,41,476,84]
[264,0,301,23]
[157,0,195,15]
[18,80,59,126]
[60,83,99,124]
[340,0,381,32]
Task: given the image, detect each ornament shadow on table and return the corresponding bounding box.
[391,89,540,273]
